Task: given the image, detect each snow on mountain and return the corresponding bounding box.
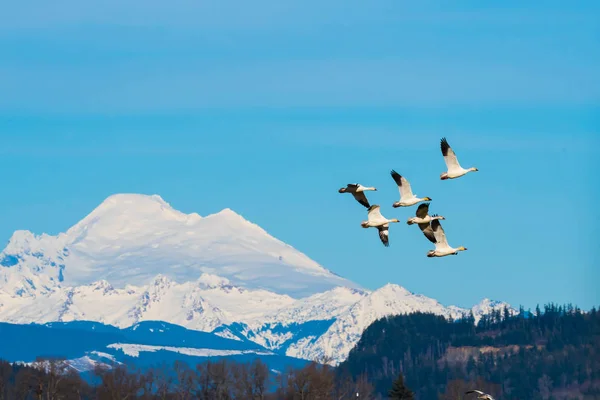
[471,298,515,323]
[280,285,515,365]
[260,286,369,326]
[0,194,358,298]
[282,284,466,365]
[212,286,369,353]
[0,273,295,332]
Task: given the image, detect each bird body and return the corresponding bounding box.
[407,203,445,244]
[426,219,467,257]
[390,170,431,207]
[407,215,442,225]
[465,390,495,400]
[339,183,377,208]
[439,137,478,180]
[361,205,399,247]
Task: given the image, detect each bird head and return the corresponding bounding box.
[360,221,369,228]
[391,219,400,223]
[459,246,468,251]
[423,197,432,201]
[338,188,346,193]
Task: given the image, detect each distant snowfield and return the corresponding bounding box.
[0,194,514,365]
[107,343,275,358]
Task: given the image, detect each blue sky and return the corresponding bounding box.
[0,0,598,310]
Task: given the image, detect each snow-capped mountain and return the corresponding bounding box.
[0,194,357,298]
[0,194,514,366]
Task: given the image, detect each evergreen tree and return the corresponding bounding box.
[389,372,414,400]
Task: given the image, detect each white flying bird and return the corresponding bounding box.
[361,205,400,247]
[339,184,377,209]
[440,137,479,180]
[390,170,431,207]
[426,219,467,257]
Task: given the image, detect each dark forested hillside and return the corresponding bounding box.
[338,304,600,400]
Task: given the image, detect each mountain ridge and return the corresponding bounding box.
[0,271,513,365]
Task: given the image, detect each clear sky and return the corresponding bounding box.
[0,1,598,310]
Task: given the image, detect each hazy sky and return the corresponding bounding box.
[0,0,598,309]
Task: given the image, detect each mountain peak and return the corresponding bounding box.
[374,283,412,297]
[204,208,250,223]
[68,194,192,234]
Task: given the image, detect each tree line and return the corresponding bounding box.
[339,303,600,399]
[0,356,376,399]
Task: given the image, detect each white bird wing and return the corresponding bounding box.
[465,390,485,396]
[390,170,414,200]
[377,224,390,247]
[367,205,388,225]
[431,219,450,249]
[440,137,463,173]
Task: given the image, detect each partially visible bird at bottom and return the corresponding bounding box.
[465,390,495,400]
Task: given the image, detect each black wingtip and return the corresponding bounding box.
[390,170,403,186]
[440,137,450,155]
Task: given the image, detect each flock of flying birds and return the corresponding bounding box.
[340,137,493,397]
[339,137,479,257]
